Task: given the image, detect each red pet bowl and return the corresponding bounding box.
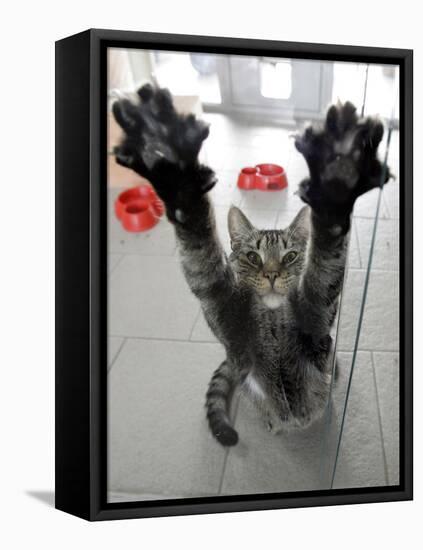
[237,163,288,191]
[115,185,164,220]
[115,184,164,232]
[121,200,159,232]
[237,167,258,190]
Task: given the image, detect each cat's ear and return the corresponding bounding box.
[286,206,310,245]
[228,206,255,245]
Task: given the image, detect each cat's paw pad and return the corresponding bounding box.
[295,101,391,213]
[113,84,210,171]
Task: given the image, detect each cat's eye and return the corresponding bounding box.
[246,251,262,267]
[284,251,298,265]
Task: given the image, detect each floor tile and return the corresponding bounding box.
[242,208,280,229]
[245,132,291,153]
[240,187,304,213]
[209,171,244,206]
[203,142,234,171]
[109,255,200,339]
[190,311,218,343]
[246,122,293,140]
[108,337,124,372]
[275,209,301,229]
[347,220,362,269]
[353,187,389,219]
[382,179,400,220]
[372,351,400,485]
[108,189,176,256]
[332,352,387,489]
[337,269,399,352]
[220,393,325,495]
[203,112,253,146]
[204,124,290,171]
[219,351,385,495]
[381,129,399,164]
[224,145,287,172]
[355,217,399,271]
[108,254,123,275]
[108,339,227,500]
[109,212,176,257]
[286,150,309,184]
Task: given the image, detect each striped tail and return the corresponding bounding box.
[206,360,239,446]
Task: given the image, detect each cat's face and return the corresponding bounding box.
[228,206,309,309]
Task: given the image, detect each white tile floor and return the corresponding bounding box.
[107,115,400,502]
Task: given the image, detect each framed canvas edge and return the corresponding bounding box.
[55,28,413,522]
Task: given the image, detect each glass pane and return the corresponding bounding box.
[327,68,400,488]
[106,47,400,502]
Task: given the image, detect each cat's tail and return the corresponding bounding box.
[206,360,239,446]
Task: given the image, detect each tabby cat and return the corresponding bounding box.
[113,84,390,446]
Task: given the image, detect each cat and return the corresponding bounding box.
[113,84,390,446]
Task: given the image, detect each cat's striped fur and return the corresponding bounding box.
[176,200,347,445]
[113,86,390,446]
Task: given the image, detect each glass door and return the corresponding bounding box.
[107,47,401,501]
[219,56,333,123]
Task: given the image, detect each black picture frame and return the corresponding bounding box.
[55,28,413,521]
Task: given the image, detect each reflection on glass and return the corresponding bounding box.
[107,48,400,502]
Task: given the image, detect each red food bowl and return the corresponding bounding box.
[237,167,258,190]
[115,184,164,232]
[237,163,288,191]
[121,200,159,232]
[115,184,164,220]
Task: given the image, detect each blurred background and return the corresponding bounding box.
[107,48,399,504]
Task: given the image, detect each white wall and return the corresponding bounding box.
[0,1,421,549]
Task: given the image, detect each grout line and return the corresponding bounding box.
[106,334,399,355]
[108,254,125,277]
[370,352,390,485]
[353,213,387,220]
[337,347,399,354]
[108,249,177,258]
[187,307,203,341]
[108,337,127,373]
[107,334,219,345]
[346,267,399,274]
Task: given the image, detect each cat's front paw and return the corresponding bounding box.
[295,102,391,223]
[112,85,216,212]
[113,85,210,168]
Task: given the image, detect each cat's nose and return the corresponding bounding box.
[264,271,279,285]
